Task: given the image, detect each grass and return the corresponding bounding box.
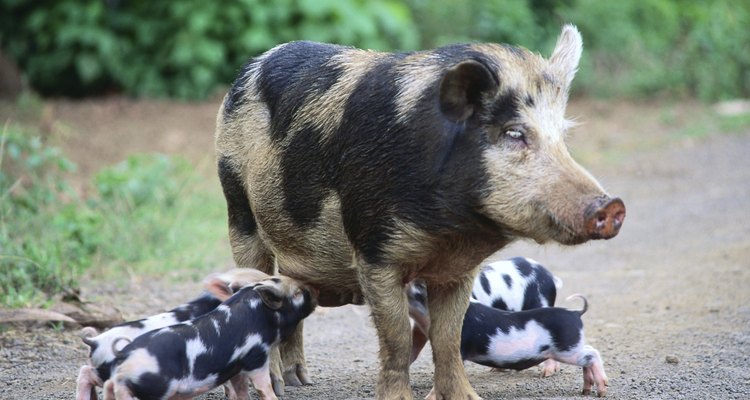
[0,123,231,307]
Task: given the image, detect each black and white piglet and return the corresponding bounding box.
[76,268,270,400]
[462,295,608,396]
[472,257,561,311]
[409,257,563,375]
[102,276,317,400]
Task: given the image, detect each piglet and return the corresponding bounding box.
[410,257,563,376]
[103,276,317,400]
[76,268,269,400]
[461,295,608,396]
[472,257,561,311]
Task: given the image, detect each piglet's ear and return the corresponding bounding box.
[439,59,498,122]
[203,276,234,301]
[255,284,284,310]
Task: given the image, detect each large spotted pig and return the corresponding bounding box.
[215,25,625,399]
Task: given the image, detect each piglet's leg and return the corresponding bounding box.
[539,359,561,378]
[228,373,250,400]
[76,365,102,400]
[223,379,239,400]
[248,366,278,400]
[102,381,113,400]
[579,346,608,397]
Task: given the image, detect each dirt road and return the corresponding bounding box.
[1,98,748,399]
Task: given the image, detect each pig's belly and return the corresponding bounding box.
[254,194,363,307]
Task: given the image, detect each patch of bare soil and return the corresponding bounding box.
[1,97,749,399]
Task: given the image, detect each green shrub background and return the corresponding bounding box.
[2,0,749,100]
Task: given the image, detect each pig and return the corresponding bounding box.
[214,24,625,399]
[102,276,317,400]
[76,268,270,400]
[461,295,608,397]
[410,257,564,376]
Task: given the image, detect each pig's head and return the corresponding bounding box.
[252,276,319,340]
[440,25,625,245]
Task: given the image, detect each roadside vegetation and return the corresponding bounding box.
[0,122,228,307]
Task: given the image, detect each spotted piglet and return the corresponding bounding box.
[472,257,561,311]
[410,257,563,376]
[75,268,270,400]
[461,295,608,397]
[102,276,317,400]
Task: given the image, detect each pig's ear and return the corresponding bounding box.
[255,283,284,310]
[439,59,498,122]
[203,276,234,301]
[549,24,583,89]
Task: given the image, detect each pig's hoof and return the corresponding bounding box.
[426,386,480,400]
[283,364,313,386]
[582,388,592,396]
[271,374,285,396]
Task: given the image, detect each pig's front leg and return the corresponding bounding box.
[76,365,101,400]
[280,322,312,387]
[267,346,286,394]
[426,275,479,400]
[359,264,413,400]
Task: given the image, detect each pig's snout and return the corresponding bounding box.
[584,197,625,240]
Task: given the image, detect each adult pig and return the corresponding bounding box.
[215,24,625,400]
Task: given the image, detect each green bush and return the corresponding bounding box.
[0,0,419,99]
[406,0,750,101]
[0,125,229,307]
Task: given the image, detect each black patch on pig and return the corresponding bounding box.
[502,273,513,289]
[129,372,169,400]
[223,59,258,120]
[169,292,223,323]
[536,266,558,307]
[539,344,550,352]
[270,278,281,284]
[118,319,145,330]
[257,41,346,142]
[479,273,492,295]
[512,257,533,276]
[522,282,543,309]
[279,124,330,228]
[582,354,593,365]
[490,89,521,124]
[218,156,258,238]
[491,297,509,311]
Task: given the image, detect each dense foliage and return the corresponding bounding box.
[0,0,418,98]
[2,0,748,100]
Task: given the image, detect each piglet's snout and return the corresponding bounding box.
[584,197,625,240]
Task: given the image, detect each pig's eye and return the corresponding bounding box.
[505,130,524,140]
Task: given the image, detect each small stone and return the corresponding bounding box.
[666,355,680,364]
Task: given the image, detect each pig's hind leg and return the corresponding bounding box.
[560,345,608,397]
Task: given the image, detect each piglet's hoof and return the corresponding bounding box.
[283,364,313,386]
